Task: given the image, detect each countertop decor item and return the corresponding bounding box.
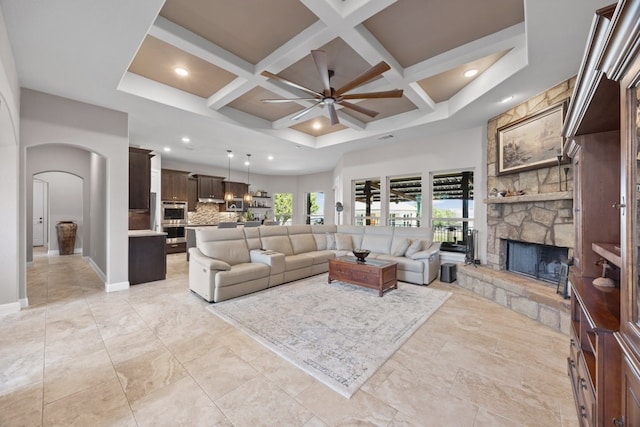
[352,249,370,262]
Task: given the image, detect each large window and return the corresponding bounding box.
[353,178,381,225]
[431,171,474,249]
[388,175,421,227]
[305,192,324,224]
[273,193,293,225]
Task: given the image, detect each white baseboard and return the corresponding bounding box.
[20,298,28,308]
[105,281,129,292]
[0,301,21,315]
[86,257,107,283]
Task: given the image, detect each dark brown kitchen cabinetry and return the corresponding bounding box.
[161,169,189,201]
[188,178,198,212]
[128,233,166,285]
[222,181,248,199]
[193,174,225,200]
[129,147,152,210]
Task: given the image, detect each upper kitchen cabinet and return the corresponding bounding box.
[161,169,189,202]
[193,174,225,201]
[188,178,198,212]
[129,147,153,210]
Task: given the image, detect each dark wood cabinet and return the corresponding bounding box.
[222,181,248,199]
[188,178,198,212]
[129,147,152,210]
[194,174,225,200]
[161,169,189,201]
[129,233,166,285]
[563,2,640,424]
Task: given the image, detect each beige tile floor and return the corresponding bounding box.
[0,248,579,426]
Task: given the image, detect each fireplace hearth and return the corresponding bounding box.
[506,240,569,284]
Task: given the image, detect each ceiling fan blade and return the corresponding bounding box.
[327,103,339,125]
[311,50,331,95]
[339,89,403,100]
[339,101,379,118]
[261,98,319,103]
[261,70,323,98]
[335,61,391,96]
[291,101,321,121]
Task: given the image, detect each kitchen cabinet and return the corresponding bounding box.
[222,181,248,199]
[128,231,166,285]
[193,174,225,200]
[129,147,153,210]
[161,169,189,201]
[188,178,198,212]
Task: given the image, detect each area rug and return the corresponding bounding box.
[207,274,451,398]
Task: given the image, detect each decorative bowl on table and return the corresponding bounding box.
[352,249,370,262]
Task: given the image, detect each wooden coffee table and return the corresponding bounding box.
[328,256,398,297]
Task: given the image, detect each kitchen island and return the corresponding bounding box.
[128,230,167,284]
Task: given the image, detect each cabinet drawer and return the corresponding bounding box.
[575,354,596,426]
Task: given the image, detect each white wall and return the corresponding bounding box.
[0,4,20,313]
[35,171,83,254]
[20,89,129,292]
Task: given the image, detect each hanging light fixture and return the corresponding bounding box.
[243,154,253,204]
[224,150,234,202]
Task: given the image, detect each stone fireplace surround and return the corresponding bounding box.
[455,78,575,334]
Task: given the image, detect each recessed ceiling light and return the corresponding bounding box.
[312,122,321,130]
[501,95,514,103]
[174,67,189,77]
[464,69,478,78]
[181,137,190,143]
[267,155,274,160]
[163,147,171,152]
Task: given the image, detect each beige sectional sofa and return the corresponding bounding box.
[188,224,440,303]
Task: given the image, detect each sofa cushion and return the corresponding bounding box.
[285,253,314,270]
[289,233,317,254]
[261,235,294,255]
[325,233,336,250]
[404,239,424,257]
[308,250,336,265]
[376,254,425,272]
[310,225,337,251]
[391,238,411,256]
[215,263,271,288]
[243,227,262,250]
[196,228,250,265]
[336,234,353,250]
[361,233,393,254]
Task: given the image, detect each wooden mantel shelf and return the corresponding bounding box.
[483,191,573,205]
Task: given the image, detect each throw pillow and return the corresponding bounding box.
[326,232,337,250]
[404,239,423,257]
[391,238,411,257]
[335,234,353,250]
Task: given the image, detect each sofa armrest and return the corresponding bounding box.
[410,242,441,260]
[250,249,285,274]
[189,248,231,271]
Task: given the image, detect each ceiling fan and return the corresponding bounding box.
[260,49,403,126]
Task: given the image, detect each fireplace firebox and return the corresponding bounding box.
[506,240,569,284]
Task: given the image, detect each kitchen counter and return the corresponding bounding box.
[128,229,167,237]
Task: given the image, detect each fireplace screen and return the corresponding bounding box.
[506,240,569,284]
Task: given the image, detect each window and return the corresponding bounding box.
[388,175,421,227]
[305,192,324,224]
[353,178,381,225]
[273,193,293,225]
[431,171,474,250]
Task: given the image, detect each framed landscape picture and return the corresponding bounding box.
[496,101,567,175]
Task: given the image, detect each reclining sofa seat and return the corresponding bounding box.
[189,228,272,302]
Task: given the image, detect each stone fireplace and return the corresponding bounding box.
[455,78,575,334]
[505,239,569,284]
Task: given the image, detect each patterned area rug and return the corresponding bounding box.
[207,274,451,398]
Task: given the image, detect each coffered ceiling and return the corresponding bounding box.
[0,0,613,175]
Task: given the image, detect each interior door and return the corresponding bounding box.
[32,180,45,246]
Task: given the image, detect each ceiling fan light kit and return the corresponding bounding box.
[261,49,403,126]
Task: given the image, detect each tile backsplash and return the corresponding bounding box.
[188,203,239,225]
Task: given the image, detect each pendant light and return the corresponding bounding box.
[243,154,253,204]
[224,150,234,202]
